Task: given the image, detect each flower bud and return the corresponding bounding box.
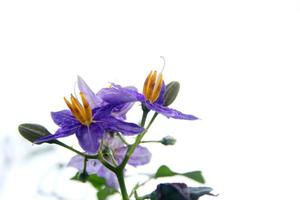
[163,81,180,106]
[71,172,89,183]
[147,183,214,200]
[18,123,52,144]
[161,136,176,146]
[79,172,89,182]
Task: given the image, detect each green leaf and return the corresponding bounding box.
[155,165,177,178]
[71,173,117,200]
[71,173,106,188]
[70,172,81,181]
[88,174,106,189]
[71,172,89,182]
[182,171,205,184]
[154,165,205,184]
[97,187,116,200]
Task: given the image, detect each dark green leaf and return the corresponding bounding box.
[154,165,205,184]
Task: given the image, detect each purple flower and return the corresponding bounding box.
[68,133,151,189]
[99,71,198,120]
[35,92,144,153]
[149,183,214,200]
[78,76,135,120]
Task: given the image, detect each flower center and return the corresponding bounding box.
[143,70,163,103]
[64,92,93,126]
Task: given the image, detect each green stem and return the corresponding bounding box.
[141,106,149,127]
[117,132,130,145]
[116,170,129,200]
[129,176,153,198]
[83,156,88,174]
[119,112,158,170]
[140,140,162,144]
[53,140,98,159]
[98,150,116,172]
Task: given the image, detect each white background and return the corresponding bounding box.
[1,0,300,200]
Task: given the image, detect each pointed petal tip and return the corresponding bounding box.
[77,75,84,81]
[190,115,200,120]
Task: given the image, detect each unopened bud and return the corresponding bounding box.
[79,172,89,182]
[161,136,176,145]
[71,172,89,183]
[163,81,180,106]
[18,123,52,144]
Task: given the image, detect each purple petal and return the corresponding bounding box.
[75,123,104,153]
[92,105,116,120]
[100,117,144,135]
[103,133,125,150]
[35,126,78,143]
[68,155,101,174]
[77,76,104,109]
[97,164,119,189]
[146,102,198,120]
[68,155,119,189]
[51,110,79,127]
[154,82,166,105]
[111,102,134,120]
[115,145,152,167]
[98,84,145,105]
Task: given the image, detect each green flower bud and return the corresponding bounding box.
[163,81,180,106]
[18,123,52,144]
[79,171,89,182]
[161,136,176,146]
[71,172,89,183]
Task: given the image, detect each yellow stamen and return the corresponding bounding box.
[64,93,93,126]
[143,70,164,103]
[71,95,86,121]
[143,72,151,97]
[64,97,75,113]
[143,70,157,99]
[80,92,92,122]
[150,72,163,103]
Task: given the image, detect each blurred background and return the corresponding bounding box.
[1,0,300,199]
